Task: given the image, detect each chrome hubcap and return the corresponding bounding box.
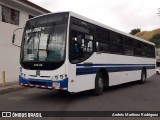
[98,77,103,90]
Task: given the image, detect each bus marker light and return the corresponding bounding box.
[55,76,58,80]
[60,75,63,79]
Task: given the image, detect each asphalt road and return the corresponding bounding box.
[0,75,160,119]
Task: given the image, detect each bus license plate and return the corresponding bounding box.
[53,82,60,89]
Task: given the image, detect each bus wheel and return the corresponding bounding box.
[140,69,146,84]
[93,72,104,96]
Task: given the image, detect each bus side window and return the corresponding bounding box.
[84,35,93,52]
[147,44,155,58]
[69,30,94,63]
[124,46,133,55]
[110,32,124,54]
[96,41,110,52]
[124,37,133,56]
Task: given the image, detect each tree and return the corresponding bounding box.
[129,28,141,35]
[149,33,160,48]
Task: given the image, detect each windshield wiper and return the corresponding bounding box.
[27,34,34,43]
[46,23,55,50]
[25,26,35,44]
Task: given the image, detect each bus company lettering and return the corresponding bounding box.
[26,27,45,34]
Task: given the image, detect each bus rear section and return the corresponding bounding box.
[67,13,155,95]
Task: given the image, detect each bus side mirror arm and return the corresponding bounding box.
[12,34,15,44]
[12,33,21,47]
[12,34,16,45]
[12,27,24,48]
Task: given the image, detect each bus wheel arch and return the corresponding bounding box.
[99,69,109,87]
[92,69,109,96]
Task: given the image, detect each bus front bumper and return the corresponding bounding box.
[19,76,68,90]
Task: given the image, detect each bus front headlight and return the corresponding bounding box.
[60,75,64,79]
[51,74,67,81]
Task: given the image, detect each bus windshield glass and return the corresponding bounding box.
[21,13,68,63]
[23,24,67,62]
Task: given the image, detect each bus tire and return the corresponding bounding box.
[93,72,104,96]
[140,69,146,84]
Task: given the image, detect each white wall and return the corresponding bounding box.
[0,1,46,84]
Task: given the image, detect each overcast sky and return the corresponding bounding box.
[29,0,160,33]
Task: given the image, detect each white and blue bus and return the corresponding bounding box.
[12,12,156,95]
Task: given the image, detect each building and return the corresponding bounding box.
[0,0,50,84]
[156,48,160,66]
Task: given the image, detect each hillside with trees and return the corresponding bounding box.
[131,28,160,48]
[134,28,160,40]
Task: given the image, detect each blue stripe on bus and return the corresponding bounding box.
[76,63,155,67]
[76,64,155,75]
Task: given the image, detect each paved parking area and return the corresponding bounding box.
[0,75,159,119]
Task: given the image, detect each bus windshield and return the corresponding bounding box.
[22,24,67,62]
[20,12,69,70]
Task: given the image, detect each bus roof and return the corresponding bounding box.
[69,11,154,46]
[28,11,155,46]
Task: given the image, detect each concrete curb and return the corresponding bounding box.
[0,85,27,95]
